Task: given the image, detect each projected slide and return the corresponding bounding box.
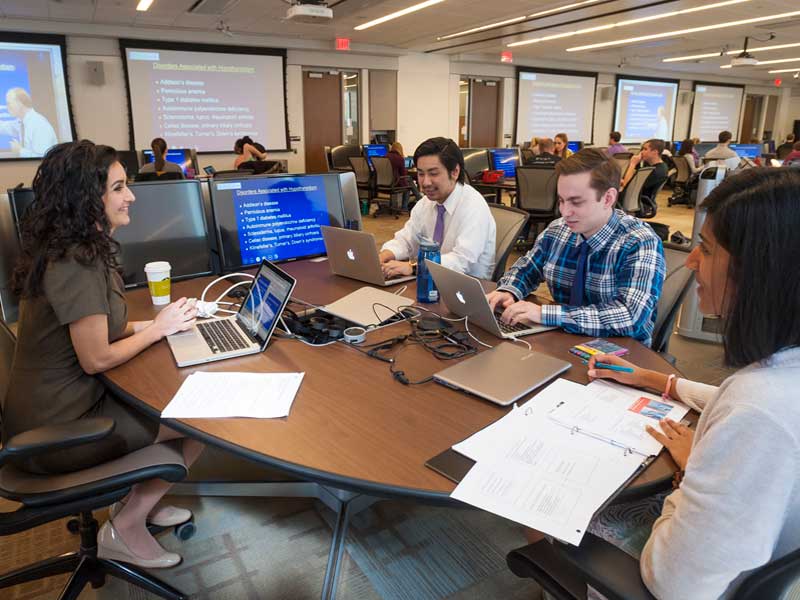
[614,78,678,144]
[0,35,73,159]
[690,84,744,142]
[516,70,596,144]
[121,41,288,153]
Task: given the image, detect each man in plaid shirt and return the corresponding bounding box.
[488,148,665,346]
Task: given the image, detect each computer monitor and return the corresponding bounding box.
[462,148,491,180]
[210,173,346,271]
[404,156,414,169]
[567,141,582,153]
[729,144,762,159]
[115,180,213,288]
[672,141,682,153]
[117,150,140,178]
[695,142,716,157]
[489,148,521,179]
[8,187,36,239]
[141,148,199,178]
[363,144,388,168]
[766,140,776,154]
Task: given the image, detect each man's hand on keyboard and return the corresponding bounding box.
[500,300,542,326]
[486,290,515,313]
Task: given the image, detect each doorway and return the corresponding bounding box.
[458,78,500,148]
[303,71,343,173]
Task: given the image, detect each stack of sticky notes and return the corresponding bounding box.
[569,338,630,361]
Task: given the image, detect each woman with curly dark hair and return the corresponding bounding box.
[4,140,203,568]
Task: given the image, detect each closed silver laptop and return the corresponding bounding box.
[166,260,295,367]
[434,342,571,406]
[426,260,555,339]
[320,226,415,287]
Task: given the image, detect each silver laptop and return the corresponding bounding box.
[166,260,296,367]
[434,342,571,406]
[426,260,555,338]
[320,226,415,287]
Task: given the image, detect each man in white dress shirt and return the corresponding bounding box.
[1,88,59,157]
[379,137,496,280]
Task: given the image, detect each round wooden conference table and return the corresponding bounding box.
[103,259,684,502]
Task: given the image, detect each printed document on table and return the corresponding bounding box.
[549,379,689,457]
[451,409,644,545]
[161,371,304,419]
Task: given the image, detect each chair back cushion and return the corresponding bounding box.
[372,156,395,187]
[621,167,654,213]
[348,157,371,183]
[0,320,15,430]
[488,204,528,282]
[516,166,558,213]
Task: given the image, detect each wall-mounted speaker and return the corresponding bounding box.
[599,86,614,102]
[87,61,105,86]
[679,90,695,105]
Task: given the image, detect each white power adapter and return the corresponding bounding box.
[194,300,219,318]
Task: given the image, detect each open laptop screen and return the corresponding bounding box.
[211,173,345,271]
[236,260,294,346]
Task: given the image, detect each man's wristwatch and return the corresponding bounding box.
[409,258,418,275]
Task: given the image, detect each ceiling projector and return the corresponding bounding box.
[286,1,333,23]
[730,51,758,67]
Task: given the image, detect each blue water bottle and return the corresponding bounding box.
[416,241,441,303]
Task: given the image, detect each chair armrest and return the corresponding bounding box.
[0,417,115,463]
[558,534,655,600]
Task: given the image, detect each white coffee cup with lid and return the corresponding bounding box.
[144,261,171,306]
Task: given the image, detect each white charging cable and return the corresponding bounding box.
[195,273,256,318]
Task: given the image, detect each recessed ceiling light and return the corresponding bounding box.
[567,9,800,52]
[664,42,800,63]
[354,0,445,31]
[721,57,800,69]
[508,0,747,48]
[136,0,154,11]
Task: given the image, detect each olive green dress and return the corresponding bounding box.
[2,255,159,474]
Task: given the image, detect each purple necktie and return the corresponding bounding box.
[433,204,446,246]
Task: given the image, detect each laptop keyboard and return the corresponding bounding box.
[196,319,251,354]
[494,312,533,335]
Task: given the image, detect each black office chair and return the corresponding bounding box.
[0,319,190,600]
[507,533,800,600]
[651,243,694,358]
[372,156,411,218]
[348,156,374,211]
[134,171,184,183]
[237,160,284,175]
[515,165,559,247]
[488,204,528,282]
[619,167,654,216]
[668,155,693,206]
[331,145,362,170]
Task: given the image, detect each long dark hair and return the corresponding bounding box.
[12,140,121,298]
[151,137,167,171]
[234,135,253,155]
[679,138,694,156]
[702,168,800,367]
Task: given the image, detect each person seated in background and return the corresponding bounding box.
[487,148,665,345]
[387,141,421,209]
[704,130,740,170]
[553,132,573,159]
[137,137,184,179]
[776,133,795,160]
[621,138,669,216]
[782,140,800,165]
[524,137,561,166]
[3,141,204,569]
[528,136,541,156]
[379,137,496,280]
[677,138,701,172]
[583,168,800,600]
[606,131,627,156]
[233,135,267,169]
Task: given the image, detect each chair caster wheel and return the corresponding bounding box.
[67,518,80,534]
[175,519,196,541]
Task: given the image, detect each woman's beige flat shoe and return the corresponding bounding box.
[109,501,192,527]
[97,521,182,569]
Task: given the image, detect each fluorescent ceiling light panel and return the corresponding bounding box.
[136,0,154,10]
[664,42,800,63]
[721,57,800,68]
[528,0,602,19]
[508,0,747,48]
[768,67,800,73]
[568,9,800,52]
[355,0,445,31]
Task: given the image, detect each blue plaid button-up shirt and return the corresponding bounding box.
[497,209,665,345]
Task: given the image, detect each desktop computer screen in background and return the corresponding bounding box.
[115,180,213,287]
[729,144,761,159]
[694,142,716,157]
[672,141,682,153]
[490,148,520,178]
[142,148,197,178]
[211,173,346,271]
[363,144,388,167]
[462,148,491,180]
[567,141,582,153]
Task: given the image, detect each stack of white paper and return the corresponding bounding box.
[450,378,688,545]
[161,371,304,419]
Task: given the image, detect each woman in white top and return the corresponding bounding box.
[586,167,800,599]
